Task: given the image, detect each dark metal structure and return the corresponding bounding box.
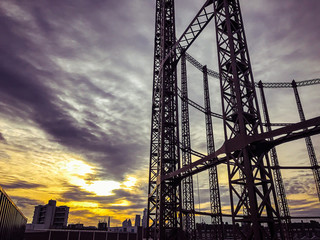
[291,80,320,201]
[147,0,320,239]
[180,53,195,239]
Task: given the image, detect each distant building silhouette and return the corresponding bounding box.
[0,185,27,240]
[135,215,141,227]
[122,219,132,227]
[28,199,69,230]
[67,223,84,229]
[142,208,147,228]
[98,220,108,230]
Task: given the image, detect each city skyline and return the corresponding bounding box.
[0,0,320,227]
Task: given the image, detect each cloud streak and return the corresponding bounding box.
[0,0,319,226]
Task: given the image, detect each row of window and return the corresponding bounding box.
[0,186,27,240]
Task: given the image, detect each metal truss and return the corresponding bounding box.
[147,0,181,239]
[180,53,196,239]
[166,116,320,182]
[292,80,320,200]
[259,78,320,88]
[148,0,320,239]
[213,0,282,238]
[185,53,220,79]
[147,0,162,237]
[177,88,223,119]
[162,0,215,66]
[185,50,320,90]
[203,65,223,239]
[258,81,292,240]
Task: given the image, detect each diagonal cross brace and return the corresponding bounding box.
[164,116,320,181]
[159,0,215,74]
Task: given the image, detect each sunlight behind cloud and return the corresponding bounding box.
[123,176,137,188]
[86,180,121,196]
[64,159,124,196]
[111,200,130,207]
[66,159,93,176]
[69,202,99,208]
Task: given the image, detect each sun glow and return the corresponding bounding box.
[111,200,130,206]
[63,159,124,196]
[69,201,99,208]
[123,176,137,188]
[86,180,121,196]
[65,159,93,176]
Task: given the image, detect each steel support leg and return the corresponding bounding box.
[259,81,292,240]
[181,53,196,239]
[292,80,320,201]
[203,65,223,239]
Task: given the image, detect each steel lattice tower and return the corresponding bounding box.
[147,0,182,239]
[147,0,320,239]
[213,0,282,238]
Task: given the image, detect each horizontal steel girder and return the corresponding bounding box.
[163,116,320,181]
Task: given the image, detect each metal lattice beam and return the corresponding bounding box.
[202,65,223,239]
[147,0,162,237]
[147,0,181,239]
[292,80,320,201]
[259,78,320,88]
[162,0,215,67]
[180,53,195,239]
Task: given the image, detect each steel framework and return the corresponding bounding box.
[147,0,320,239]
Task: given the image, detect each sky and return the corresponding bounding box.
[0,0,320,227]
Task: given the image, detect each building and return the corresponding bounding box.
[30,199,69,229]
[135,215,141,227]
[0,185,27,240]
[142,208,147,228]
[122,219,132,227]
[97,221,107,230]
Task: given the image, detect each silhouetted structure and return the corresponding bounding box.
[98,221,108,230]
[29,199,69,230]
[194,221,320,240]
[24,228,143,240]
[0,185,27,240]
[135,215,141,227]
[147,0,320,239]
[122,219,132,227]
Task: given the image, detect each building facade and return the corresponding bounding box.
[0,185,27,240]
[30,200,69,229]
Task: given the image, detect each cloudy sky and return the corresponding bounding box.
[0,0,319,226]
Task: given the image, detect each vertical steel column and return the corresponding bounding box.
[147,0,163,238]
[259,81,292,240]
[203,65,223,239]
[156,0,182,239]
[213,0,281,238]
[180,53,196,239]
[147,0,182,239]
[292,80,320,200]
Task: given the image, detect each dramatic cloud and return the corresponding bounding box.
[0,0,319,226]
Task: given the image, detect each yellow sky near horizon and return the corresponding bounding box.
[1,116,320,227]
[0,119,149,226]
